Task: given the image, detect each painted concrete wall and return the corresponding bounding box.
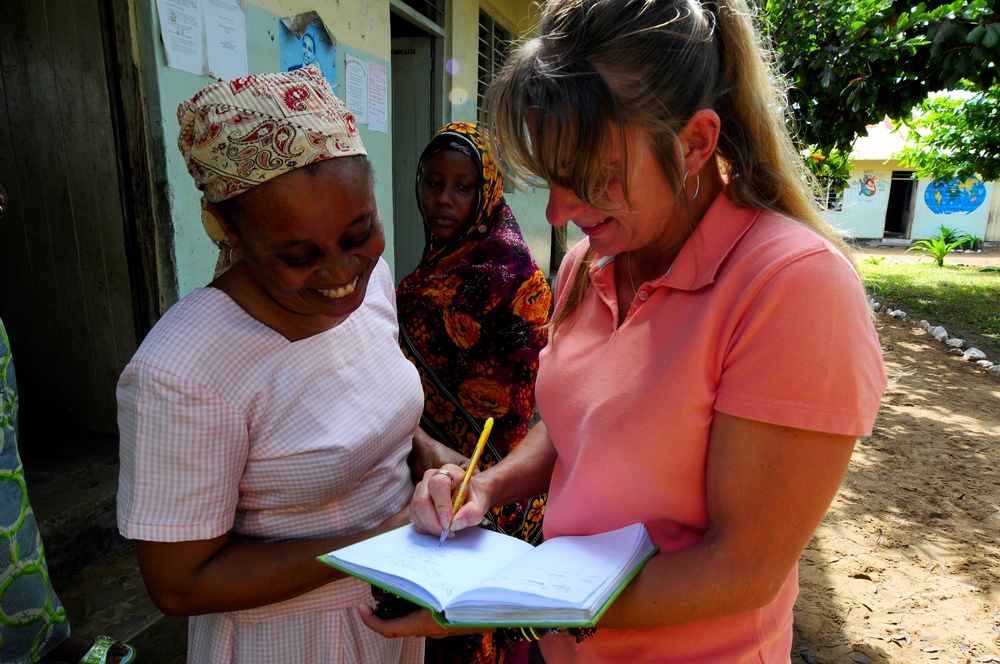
[828,167,893,240]
[911,177,993,240]
[446,1,480,122]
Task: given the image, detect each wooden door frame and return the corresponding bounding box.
[101,0,172,338]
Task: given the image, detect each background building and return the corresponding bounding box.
[829,117,1000,245]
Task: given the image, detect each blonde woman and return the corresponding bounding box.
[362,0,887,661]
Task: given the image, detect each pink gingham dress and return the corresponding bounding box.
[117,260,425,664]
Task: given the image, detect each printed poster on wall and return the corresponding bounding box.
[343,56,388,132]
[279,12,337,81]
[156,0,203,74]
[344,55,369,125]
[205,0,247,79]
[367,62,388,133]
[156,0,248,79]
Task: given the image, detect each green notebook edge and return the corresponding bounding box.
[317,554,445,614]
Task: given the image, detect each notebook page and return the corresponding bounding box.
[450,522,647,609]
[325,525,533,610]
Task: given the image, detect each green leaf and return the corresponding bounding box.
[983,22,1000,47]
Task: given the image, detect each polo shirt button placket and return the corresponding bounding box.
[638,289,649,301]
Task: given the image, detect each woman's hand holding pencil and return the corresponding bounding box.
[411,417,494,542]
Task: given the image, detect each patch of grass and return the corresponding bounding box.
[859,262,1000,349]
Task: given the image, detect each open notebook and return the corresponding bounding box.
[319,522,657,628]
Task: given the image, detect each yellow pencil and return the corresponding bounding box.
[439,417,494,546]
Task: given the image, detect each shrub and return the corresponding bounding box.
[937,225,962,244]
[960,233,983,251]
[906,236,965,266]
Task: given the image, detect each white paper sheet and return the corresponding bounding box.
[345,55,369,124]
[205,0,247,79]
[367,62,388,133]
[156,0,205,75]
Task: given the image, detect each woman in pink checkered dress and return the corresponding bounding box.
[116,67,425,663]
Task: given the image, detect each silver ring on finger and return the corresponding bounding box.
[432,469,452,478]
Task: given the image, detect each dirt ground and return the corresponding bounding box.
[791,245,1000,663]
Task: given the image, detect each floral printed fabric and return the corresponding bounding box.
[396,123,552,663]
[0,318,70,664]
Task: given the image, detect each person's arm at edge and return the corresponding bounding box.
[408,426,470,481]
[136,505,412,617]
[592,412,857,628]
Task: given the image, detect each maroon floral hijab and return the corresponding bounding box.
[396,122,551,544]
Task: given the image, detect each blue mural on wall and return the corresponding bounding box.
[924,176,986,215]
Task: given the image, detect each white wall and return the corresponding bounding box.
[829,167,892,239]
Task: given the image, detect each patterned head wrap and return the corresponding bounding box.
[415,122,505,264]
[177,66,366,273]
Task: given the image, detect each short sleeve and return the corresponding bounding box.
[714,249,887,437]
[117,359,249,542]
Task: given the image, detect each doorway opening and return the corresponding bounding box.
[389,0,444,282]
[883,170,916,239]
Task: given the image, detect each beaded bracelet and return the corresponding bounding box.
[499,626,597,644]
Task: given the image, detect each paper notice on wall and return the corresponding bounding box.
[157,0,204,75]
[367,62,388,133]
[156,0,247,78]
[205,0,247,79]
[345,55,369,124]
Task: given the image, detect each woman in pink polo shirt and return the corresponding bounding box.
[362,0,887,661]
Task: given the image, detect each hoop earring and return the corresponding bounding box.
[683,169,701,201]
[218,238,234,264]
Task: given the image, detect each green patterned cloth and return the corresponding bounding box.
[0,318,70,663]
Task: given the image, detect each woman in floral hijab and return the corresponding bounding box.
[396,123,552,664]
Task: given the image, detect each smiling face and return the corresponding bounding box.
[219,157,385,335]
[418,150,479,243]
[543,127,689,262]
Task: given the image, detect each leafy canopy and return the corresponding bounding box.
[895,86,1000,180]
[757,0,1000,160]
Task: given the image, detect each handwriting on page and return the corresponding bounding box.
[364,534,495,598]
[468,528,641,605]
[485,563,608,603]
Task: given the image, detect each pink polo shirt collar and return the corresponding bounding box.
[590,190,760,293]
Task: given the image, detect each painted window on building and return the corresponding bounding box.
[478,11,510,115]
[479,10,511,191]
